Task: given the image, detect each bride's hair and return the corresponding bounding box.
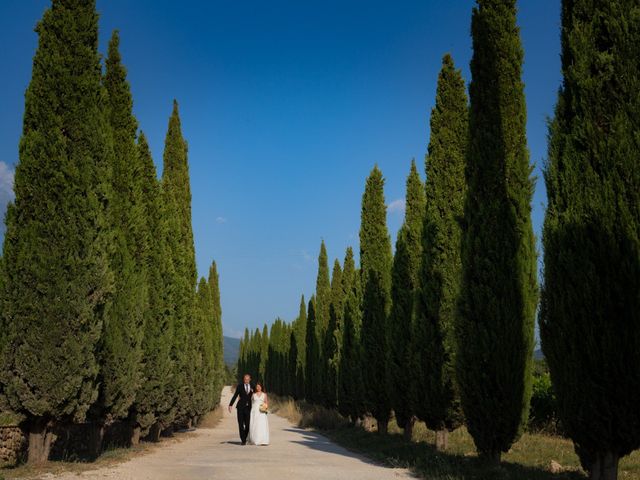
[255,381,265,391]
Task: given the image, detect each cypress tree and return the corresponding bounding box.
[132,133,175,440]
[457,0,538,463]
[304,296,319,399]
[315,240,331,334]
[324,259,343,408]
[161,100,197,427]
[359,166,393,433]
[337,247,365,422]
[259,324,269,381]
[99,29,146,426]
[415,54,468,450]
[540,1,640,478]
[0,0,113,462]
[293,295,307,399]
[208,261,224,405]
[389,160,425,440]
[194,277,215,416]
[313,241,330,403]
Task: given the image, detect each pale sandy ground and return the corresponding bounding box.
[39,387,413,480]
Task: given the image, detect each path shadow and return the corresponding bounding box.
[283,427,585,480]
[282,427,407,470]
[220,440,244,445]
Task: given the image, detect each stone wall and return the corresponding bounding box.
[0,425,27,467]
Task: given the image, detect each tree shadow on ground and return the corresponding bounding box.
[287,425,585,480]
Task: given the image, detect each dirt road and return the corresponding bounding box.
[43,387,412,480]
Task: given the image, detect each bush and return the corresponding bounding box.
[528,372,558,432]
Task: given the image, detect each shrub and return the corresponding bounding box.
[528,373,558,433]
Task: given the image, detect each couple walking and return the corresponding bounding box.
[228,373,270,445]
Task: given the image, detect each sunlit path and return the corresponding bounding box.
[47,387,413,480]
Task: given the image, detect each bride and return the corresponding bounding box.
[248,382,269,446]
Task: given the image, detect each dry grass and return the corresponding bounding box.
[271,396,348,430]
[271,395,640,480]
[197,405,224,429]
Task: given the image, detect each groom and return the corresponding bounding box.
[228,373,254,445]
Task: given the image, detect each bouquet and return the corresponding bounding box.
[259,403,269,414]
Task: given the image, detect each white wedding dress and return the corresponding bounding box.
[248,393,269,445]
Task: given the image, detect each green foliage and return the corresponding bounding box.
[415,54,467,436]
[337,247,365,421]
[161,100,198,425]
[265,319,292,395]
[528,373,557,433]
[324,259,343,408]
[133,133,175,433]
[315,240,331,334]
[457,0,538,462]
[390,160,425,431]
[359,166,393,431]
[292,296,307,399]
[313,241,330,402]
[100,29,146,423]
[208,261,224,405]
[0,411,26,427]
[540,0,640,475]
[0,0,113,425]
[304,297,321,399]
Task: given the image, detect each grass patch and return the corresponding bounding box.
[271,396,640,480]
[197,406,224,429]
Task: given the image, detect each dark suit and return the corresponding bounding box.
[229,382,254,444]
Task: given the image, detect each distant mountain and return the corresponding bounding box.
[223,336,241,367]
[534,348,544,361]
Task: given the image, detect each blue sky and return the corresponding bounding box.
[0,1,561,338]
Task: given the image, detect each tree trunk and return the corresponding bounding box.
[87,423,105,460]
[130,424,141,446]
[403,417,415,441]
[362,416,375,432]
[27,418,56,464]
[590,451,619,480]
[435,429,448,451]
[146,422,162,442]
[480,450,501,465]
[377,418,388,435]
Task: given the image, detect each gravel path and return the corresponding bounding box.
[43,387,413,480]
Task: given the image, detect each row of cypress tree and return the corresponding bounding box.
[0,0,225,463]
[238,0,639,478]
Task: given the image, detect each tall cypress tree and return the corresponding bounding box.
[457,0,538,463]
[416,54,468,450]
[293,295,307,399]
[359,166,393,433]
[99,29,147,426]
[194,277,214,417]
[208,261,224,406]
[315,241,331,335]
[390,160,425,440]
[314,241,330,405]
[540,1,640,478]
[304,296,319,399]
[337,247,364,422]
[0,0,113,462]
[259,324,269,381]
[161,100,197,427]
[324,259,343,408]
[132,133,175,440]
